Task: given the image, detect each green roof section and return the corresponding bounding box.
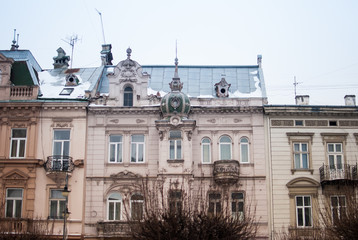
[10,61,35,86]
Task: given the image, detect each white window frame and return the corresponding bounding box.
[219,136,232,160]
[295,195,312,227]
[10,128,27,158]
[123,86,133,107]
[240,137,250,163]
[331,195,346,224]
[293,142,309,169]
[327,143,343,170]
[169,131,182,160]
[231,192,244,220]
[109,135,123,163]
[131,135,145,163]
[107,193,122,221]
[208,193,222,216]
[130,193,144,220]
[5,188,23,218]
[201,137,211,164]
[49,189,66,219]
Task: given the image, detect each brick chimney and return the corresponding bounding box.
[344,95,356,106]
[53,47,70,69]
[295,95,309,105]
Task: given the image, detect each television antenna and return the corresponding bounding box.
[95,9,106,44]
[293,76,303,98]
[62,34,80,68]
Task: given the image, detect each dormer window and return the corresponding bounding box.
[124,86,133,106]
[65,74,79,86]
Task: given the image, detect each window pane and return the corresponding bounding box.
[109,144,115,162]
[115,202,121,220]
[53,142,62,155]
[132,135,144,142]
[54,130,70,140]
[336,144,342,152]
[117,144,122,162]
[170,131,181,139]
[302,154,308,168]
[294,143,300,152]
[6,200,13,217]
[12,129,27,138]
[216,202,221,213]
[329,155,335,168]
[138,144,144,162]
[59,201,66,219]
[63,141,70,156]
[231,202,236,212]
[176,140,181,159]
[304,196,311,206]
[108,202,114,220]
[241,145,248,162]
[14,200,21,218]
[110,135,122,142]
[51,190,65,199]
[297,208,303,226]
[7,189,22,198]
[304,208,312,226]
[294,154,300,168]
[109,193,121,200]
[203,145,210,163]
[240,138,248,143]
[302,144,307,152]
[331,196,338,207]
[11,140,18,157]
[296,196,303,206]
[169,140,175,159]
[19,140,26,157]
[50,201,58,218]
[202,138,210,144]
[131,143,136,162]
[220,136,231,143]
[337,156,342,169]
[328,144,334,152]
[221,144,231,160]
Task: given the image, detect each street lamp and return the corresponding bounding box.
[62,173,71,240]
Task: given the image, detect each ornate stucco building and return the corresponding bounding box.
[265,95,358,238]
[83,48,269,239]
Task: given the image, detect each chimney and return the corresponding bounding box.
[53,47,70,69]
[344,95,356,106]
[295,95,309,105]
[101,44,113,65]
[257,55,262,68]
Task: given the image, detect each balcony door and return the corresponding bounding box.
[53,129,70,171]
[327,143,344,180]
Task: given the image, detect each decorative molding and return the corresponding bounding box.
[109,119,119,124]
[136,119,145,124]
[207,119,216,123]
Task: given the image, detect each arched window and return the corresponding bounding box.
[201,138,211,163]
[107,193,122,220]
[123,86,133,106]
[240,137,249,163]
[131,194,144,220]
[219,136,232,160]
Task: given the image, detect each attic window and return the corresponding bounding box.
[329,121,337,126]
[60,88,74,95]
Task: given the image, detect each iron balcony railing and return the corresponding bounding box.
[319,163,358,183]
[44,155,75,172]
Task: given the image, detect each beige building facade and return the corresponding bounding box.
[265,95,358,238]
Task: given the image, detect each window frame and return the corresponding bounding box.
[169,190,182,213]
[123,86,133,107]
[295,195,312,228]
[130,193,144,220]
[240,137,250,163]
[293,142,309,169]
[169,131,182,160]
[231,192,244,220]
[208,192,222,216]
[107,193,122,221]
[201,137,211,164]
[5,188,23,218]
[10,128,27,158]
[53,129,71,157]
[131,134,145,163]
[327,143,343,170]
[286,133,314,173]
[330,195,346,224]
[219,135,232,160]
[108,135,123,163]
[49,189,66,220]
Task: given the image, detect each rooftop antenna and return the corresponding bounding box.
[293,76,303,98]
[62,34,79,68]
[95,9,106,44]
[10,29,19,50]
[174,40,179,77]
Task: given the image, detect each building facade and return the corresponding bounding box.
[84,49,269,239]
[265,95,358,238]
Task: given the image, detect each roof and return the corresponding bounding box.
[38,66,104,99]
[98,65,266,98]
[0,50,42,72]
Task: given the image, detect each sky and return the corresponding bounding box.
[1,0,358,105]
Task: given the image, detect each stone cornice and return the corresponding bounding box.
[88,106,160,115]
[264,105,358,117]
[191,105,264,114]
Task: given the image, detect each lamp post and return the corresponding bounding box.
[62,173,70,240]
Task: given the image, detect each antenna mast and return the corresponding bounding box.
[96,9,106,44]
[293,76,303,98]
[62,35,79,68]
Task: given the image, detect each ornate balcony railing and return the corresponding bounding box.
[97,221,130,237]
[319,163,358,184]
[44,155,74,172]
[213,160,240,185]
[0,218,33,234]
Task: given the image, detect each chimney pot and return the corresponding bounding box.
[344,95,356,106]
[295,95,309,105]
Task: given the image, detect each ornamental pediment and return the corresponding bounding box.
[3,169,29,181]
[110,170,141,179]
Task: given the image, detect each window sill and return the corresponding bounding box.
[167,159,184,163]
[291,168,314,174]
[240,162,254,167]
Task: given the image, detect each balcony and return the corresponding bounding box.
[44,155,75,172]
[213,160,240,185]
[0,218,33,234]
[9,86,39,100]
[97,221,131,238]
[319,164,358,186]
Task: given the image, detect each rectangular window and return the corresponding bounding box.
[296,196,312,227]
[293,143,309,169]
[109,135,123,163]
[5,188,23,218]
[169,131,182,160]
[131,135,144,163]
[208,193,222,216]
[327,143,343,170]
[331,195,346,224]
[49,190,66,219]
[231,192,244,220]
[169,190,182,213]
[10,128,27,158]
[131,194,144,220]
[201,138,211,163]
[52,129,71,171]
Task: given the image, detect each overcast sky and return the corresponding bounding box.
[1,0,357,105]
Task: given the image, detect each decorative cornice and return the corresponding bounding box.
[191,106,264,114]
[264,105,358,117]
